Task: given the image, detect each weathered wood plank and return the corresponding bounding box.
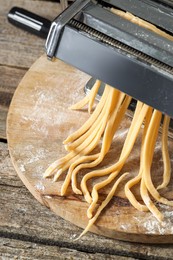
[0,66,26,94]
[0,0,61,22]
[0,142,173,260]
[0,142,23,187]
[0,66,27,139]
[0,238,136,260]
[0,0,61,68]
[0,107,8,139]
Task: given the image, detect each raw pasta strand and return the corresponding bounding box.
[125,173,148,212]
[61,153,99,196]
[111,8,173,42]
[140,177,164,222]
[88,80,101,114]
[69,80,101,112]
[124,107,153,212]
[142,112,173,207]
[63,84,110,144]
[66,87,122,151]
[139,110,164,221]
[76,172,129,240]
[157,115,171,190]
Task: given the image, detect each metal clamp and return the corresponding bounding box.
[45,0,91,59]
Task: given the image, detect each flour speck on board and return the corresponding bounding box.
[19,164,26,172]
[35,182,45,192]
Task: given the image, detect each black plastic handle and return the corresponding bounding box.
[8,7,51,39]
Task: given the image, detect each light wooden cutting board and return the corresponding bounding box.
[7,55,173,243]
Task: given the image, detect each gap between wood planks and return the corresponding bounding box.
[0,231,154,260]
[0,238,136,260]
[0,138,7,143]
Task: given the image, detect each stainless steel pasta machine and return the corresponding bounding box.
[45,0,173,118]
[8,0,173,117]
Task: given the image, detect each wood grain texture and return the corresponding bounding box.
[0,238,136,260]
[0,66,27,138]
[0,108,8,139]
[7,55,173,244]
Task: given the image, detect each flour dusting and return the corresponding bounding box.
[132,204,173,235]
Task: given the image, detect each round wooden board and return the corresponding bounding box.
[7,55,173,243]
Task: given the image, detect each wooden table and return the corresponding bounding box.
[1,1,173,259]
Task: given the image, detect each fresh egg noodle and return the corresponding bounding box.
[44,9,173,238]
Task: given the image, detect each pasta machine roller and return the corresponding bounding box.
[46,0,173,117]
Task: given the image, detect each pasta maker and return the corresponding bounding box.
[45,0,173,117]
